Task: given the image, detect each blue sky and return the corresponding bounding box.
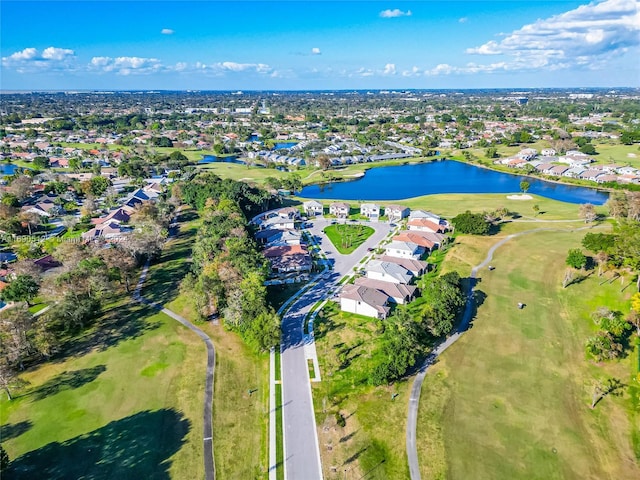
[1,0,638,90]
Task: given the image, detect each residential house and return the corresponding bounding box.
[265,230,303,247]
[407,218,446,234]
[409,210,441,224]
[383,240,424,260]
[365,260,413,284]
[393,232,435,251]
[378,255,428,277]
[23,198,62,218]
[92,207,131,225]
[354,277,417,304]
[303,200,323,217]
[329,202,350,218]
[82,221,133,242]
[384,204,410,222]
[340,284,390,319]
[360,203,381,220]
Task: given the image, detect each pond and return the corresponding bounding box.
[0,163,21,175]
[299,160,609,205]
[273,142,297,150]
[199,155,245,165]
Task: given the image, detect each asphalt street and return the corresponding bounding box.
[280,218,393,480]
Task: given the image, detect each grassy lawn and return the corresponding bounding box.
[312,302,411,479]
[157,208,269,479]
[0,205,268,479]
[323,224,375,254]
[196,162,291,184]
[415,229,640,480]
[0,298,206,479]
[165,291,269,479]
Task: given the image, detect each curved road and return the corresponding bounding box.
[280,219,393,480]
[134,254,216,478]
[406,224,602,480]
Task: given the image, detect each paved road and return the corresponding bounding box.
[281,219,393,480]
[405,224,603,480]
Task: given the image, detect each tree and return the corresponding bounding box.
[566,249,587,270]
[485,147,499,159]
[579,143,596,155]
[451,211,490,235]
[582,233,615,253]
[579,203,597,223]
[532,204,540,216]
[519,180,530,194]
[8,176,32,201]
[0,444,9,472]
[606,192,628,219]
[590,378,624,409]
[585,331,623,361]
[33,156,50,169]
[316,154,332,170]
[0,275,39,306]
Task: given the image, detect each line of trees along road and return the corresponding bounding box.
[176,173,280,352]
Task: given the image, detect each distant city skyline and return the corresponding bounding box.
[1,0,639,90]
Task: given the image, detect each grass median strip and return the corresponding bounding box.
[323,224,375,254]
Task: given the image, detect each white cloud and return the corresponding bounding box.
[89,56,162,75]
[458,17,468,24]
[402,66,422,77]
[465,0,640,73]
[379,9,412,18]
[5,48,38,62]
[42,47,74,61]
[311,47,321,55]
[2,46,75,73]
[161,28,174,35]
[425,62,510,76]
[383,63,396,75]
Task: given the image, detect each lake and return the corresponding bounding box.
[273,142,297,150]
[199,155,244,165]
[0,164,20,175]
[299,160,609,205]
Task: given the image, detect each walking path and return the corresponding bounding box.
[133,219,216,480]
[406,224,603,480]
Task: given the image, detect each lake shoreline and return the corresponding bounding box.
[299,159,609,205]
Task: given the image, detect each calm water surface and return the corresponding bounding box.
[299,160,609,205]
[0,164,20,175]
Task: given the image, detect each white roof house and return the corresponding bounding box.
[360,203,381,219]
[365,260,414,284]
[303,200,323,216]
[383,240,424,260]
[340,284,390,319]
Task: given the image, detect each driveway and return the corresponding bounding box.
[280,217,393,480]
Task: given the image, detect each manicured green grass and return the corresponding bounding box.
[0,300,207,479]
[312,302,410,479]
[275,382,284,480]
[166,292,269,479]
[196,162,292,184]
[145,206,268,479]
[323,224,375,254]
[415,229,640,480]
[27,303,48,314]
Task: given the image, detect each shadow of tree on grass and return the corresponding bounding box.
[27,365,107,401]
[52,302,161,365]
[0,420,32,441]
[7,409,190,480]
